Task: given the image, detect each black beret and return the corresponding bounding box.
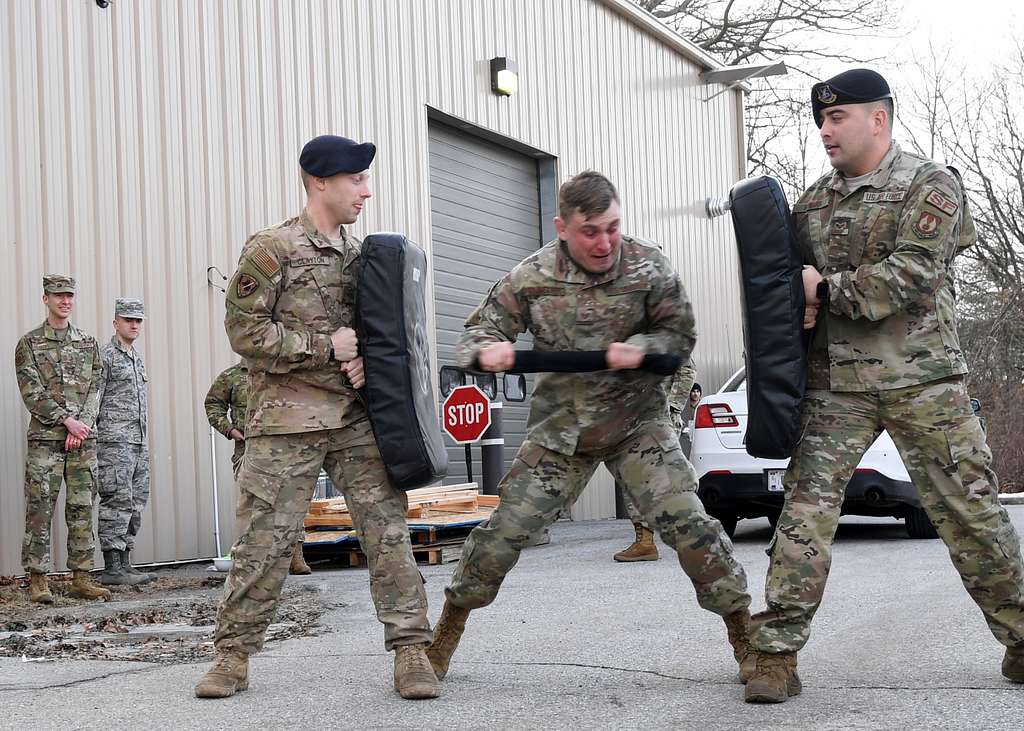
[811,69,892,128]
[299,135,376,177]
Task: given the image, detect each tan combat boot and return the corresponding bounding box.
[744,651,802,703]
[195,651,250,698]
[613,522,659,562]
[425,600,471,680]
[28,572,54,604]
[289,540,311,575]
[394,643,440,700]
[68,570,112,601]
[1003,646,1024,683]
[723,609,757,683]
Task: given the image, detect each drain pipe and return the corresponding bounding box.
[210,425,223,557]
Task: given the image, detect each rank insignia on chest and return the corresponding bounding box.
[913,210,942,238]
[831,218,851,236]
[237,273,259,298]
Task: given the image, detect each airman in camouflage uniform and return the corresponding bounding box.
[204,362,309,574]
[745,69,1024,703]
[427,171,753,684]
[96,298,155,586]
[615,357,696,562]
[204,363,250,477]
[195,135,439,701]
[15,275,110,603]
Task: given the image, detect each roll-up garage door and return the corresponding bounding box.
[428,121,542,484]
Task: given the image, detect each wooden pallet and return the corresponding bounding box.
[334,540,465,567]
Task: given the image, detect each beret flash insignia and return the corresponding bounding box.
[817,84,838,104]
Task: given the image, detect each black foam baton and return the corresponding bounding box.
[504,350,681,376]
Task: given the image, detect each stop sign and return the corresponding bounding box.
[442,385,492,444]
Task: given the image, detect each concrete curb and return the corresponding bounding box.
[999,493,1024,505]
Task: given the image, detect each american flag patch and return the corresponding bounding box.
[250,247,280,278]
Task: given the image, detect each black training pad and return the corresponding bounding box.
[508,350,681,376]
[357,233,448,489]
[729,176,808,459]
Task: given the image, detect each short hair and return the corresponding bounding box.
[872,98,894,131]
[300,167,315,193]
[558,170,619,221]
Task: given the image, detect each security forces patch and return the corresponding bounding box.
[925,190,958,216]
[913,211,941,238]
[237,273,259,298]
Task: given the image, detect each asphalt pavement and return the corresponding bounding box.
[2,508,1023,730]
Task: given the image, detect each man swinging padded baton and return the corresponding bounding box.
[426,170,755,685]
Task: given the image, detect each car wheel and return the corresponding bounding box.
[905,506,939,539]
[712,513,737,538]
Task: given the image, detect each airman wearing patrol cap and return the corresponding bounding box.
[196,134,441,701]
[743,68,1024,703]
[96,297,153,586]
[15,274,110,603]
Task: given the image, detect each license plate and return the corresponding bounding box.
[766,469,786,492]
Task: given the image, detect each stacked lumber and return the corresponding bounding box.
[303,482,500,567]
[305,483,497,529]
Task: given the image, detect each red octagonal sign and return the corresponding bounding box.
[442,385,491,444]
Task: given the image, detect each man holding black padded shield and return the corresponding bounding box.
[194,135,440,701]
[426,170,754,684]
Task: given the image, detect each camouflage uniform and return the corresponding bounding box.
[15,316,102,573]
[751,143,1024,653]
[445,237,751,616]
[205,363,250,477]
[96,332,150,553]
[622,357,696,527]
[214,210,430,655]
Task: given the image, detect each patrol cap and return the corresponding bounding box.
[114,297,146,319]
[811,68,892,128]
[43,274,76,294]
[299,135,376,178]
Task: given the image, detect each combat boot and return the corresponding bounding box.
[425,600,471,680]
[723,609,757,683]
[394,643,440,699]
[744,651,801,703]
[195,651,250,698]
[68,570,112,601]
[28,572,54,604]
[614,522,659,562]
[99,550,148,586]
[120,549,156,583]
[1003,646,1024,683]
[289,540,311,575]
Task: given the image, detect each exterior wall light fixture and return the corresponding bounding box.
[490,57,518,96]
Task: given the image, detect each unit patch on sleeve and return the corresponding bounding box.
[862,190,906,203]
[236,273,259,298]
[925,190,959,216]
[912,210,942,239]
[250,247,281,279]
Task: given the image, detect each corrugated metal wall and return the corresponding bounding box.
[0,0,746,575]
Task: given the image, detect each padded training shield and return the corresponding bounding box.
[358,233,448,489]
[729,176,808,459]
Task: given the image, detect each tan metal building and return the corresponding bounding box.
[0,0,747,575]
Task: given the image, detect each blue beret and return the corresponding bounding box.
[299,135,376,177]
[811,69,892,128]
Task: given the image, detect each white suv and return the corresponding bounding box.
[688,368,938,539]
